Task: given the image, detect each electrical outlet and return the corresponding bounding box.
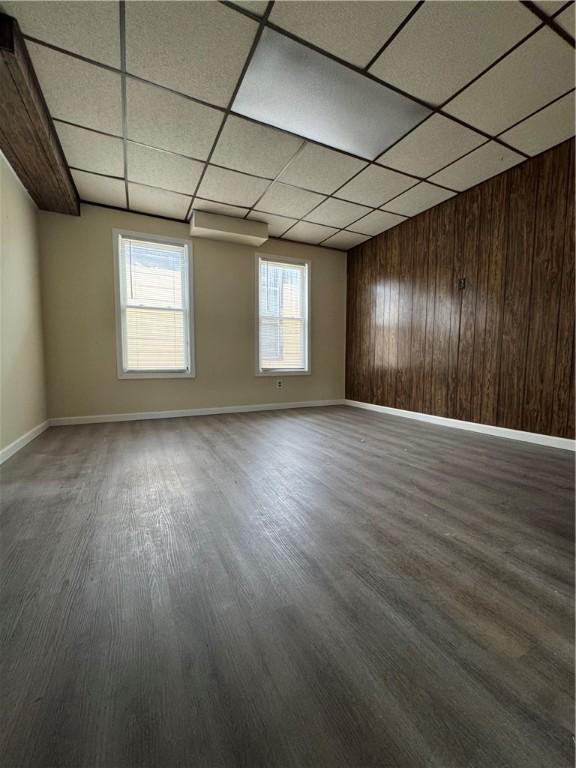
[275,379,283,389]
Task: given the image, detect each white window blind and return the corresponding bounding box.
[258,257,309,373]
[116,233,192,375]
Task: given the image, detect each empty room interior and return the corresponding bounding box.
[1,0,575,766]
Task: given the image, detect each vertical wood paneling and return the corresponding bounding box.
[479,172,508,426]
[470,183,492,422]
[522,141,570,434]
[497,159,539,429]
[422,211,438,415]
[448,196,465,419]
[346,139,575,439]
[409,213,430,412]
[552,140,575,438]
[431,201,456,418]
[396,221,415,410]
[456,187,481,422]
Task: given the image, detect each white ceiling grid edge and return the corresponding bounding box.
[9,0,575,249]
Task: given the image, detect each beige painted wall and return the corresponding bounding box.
[39,204,346,418]
[0,153,47,449]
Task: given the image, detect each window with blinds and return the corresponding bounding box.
[115,232,193,377]
[257,256,309,374]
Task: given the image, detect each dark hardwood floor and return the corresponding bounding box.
[1,406,574,767]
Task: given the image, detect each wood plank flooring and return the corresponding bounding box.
[1,406,574,767]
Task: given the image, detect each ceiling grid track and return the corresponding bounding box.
[184,0,276,222]
[11,0,574,247]
[119,0,129,209]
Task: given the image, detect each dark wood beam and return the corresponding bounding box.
[0,13,79,215]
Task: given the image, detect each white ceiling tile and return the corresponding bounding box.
[556,3,575,34]
[349,210,406,236]
[383,182,455,217]
[211,116,303,179]
[194,199,250,218]
[28,42,122,135]
[445,28,575,134]
[72,170,126,208]
[55,122,124,177]
[128,184,191,219]
[335,165,417,207]
[499,92,575,156]
[533,1,567,13]
[255,182,325,218]
[126,2,257,107]
[322,231,371,250]
[247,212,297,237]
[126,79,223,160]
[369,1,538,105]
[283,221,339,245]
[234,28,430,160]
[229,1,269,15]
[429,142,524,192]
[305,198,372,228]
[2,1,120,67]
[197,166,270,208]
[127,144,204,196]
[269,1,417,68]
[376,115,487,177]
[278,144,368,194]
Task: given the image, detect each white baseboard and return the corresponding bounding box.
[0,420,50,465]
[48,399,346,426]
[344,399,575,452]
[4,402,572,458]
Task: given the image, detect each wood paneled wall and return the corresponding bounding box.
[346,139,575,439]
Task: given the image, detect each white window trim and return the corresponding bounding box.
[255,253,311,377]
[113,228,195,380]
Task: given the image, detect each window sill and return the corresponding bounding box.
[256,369,311,377]
[118,370,196,380]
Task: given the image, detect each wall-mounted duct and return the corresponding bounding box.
[190,211,268,247]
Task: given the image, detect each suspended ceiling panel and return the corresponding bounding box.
[72,170,126,208]
[8,0,574,249]
[233,28,431,160]
[194,199,251,219]
[429,142,524,192]
[2,0,121,67]
[334,165,418,207]
[27,41,122,135]
[210,115,303,179]
[129,183,191,219]
[125,80,223,161]
[444,27,575,134]
[268,0,417,68]
[230,1,269,15]
[349,210,408,237]
[284,221,339,244]
[500,91,576,156]
[376,115,486,177]
[55,121,124,178]
[255,182,325,218]
[368,1,539,104]
[556,3,575,33]
[322,231,370,250]
[277,144,367,195]
[384,182,456,217]
[127,144,204,196]
[248,211,298,237]
[125,1,257,106]
[197,166,270,208]
[305,198,372,228]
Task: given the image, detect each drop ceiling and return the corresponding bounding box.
[2,0,574,250]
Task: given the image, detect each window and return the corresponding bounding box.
[114,230,193,378]
[257,255,310,374]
